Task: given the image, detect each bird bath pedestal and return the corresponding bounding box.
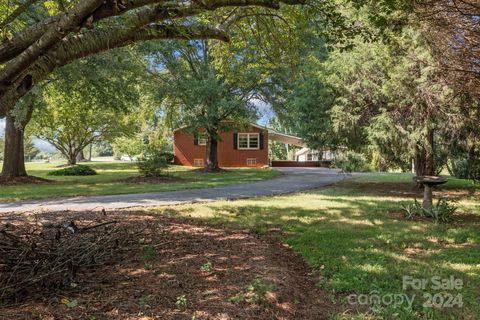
[413,176,447,210]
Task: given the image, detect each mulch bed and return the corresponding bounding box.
[0,176,52,186]
[0,210,334,320]
[123,175,187,184]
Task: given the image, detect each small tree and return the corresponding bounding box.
[24,136,40,161]
[32,104,133,165]
[31,82,136,165]
[29,52,142,165]
[113,136,145,160]
[137,151,169,177]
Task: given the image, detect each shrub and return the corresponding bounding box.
[401,198,457,222]
[47,165,97,176]
[450,159,469,179]
[333,151,372,172]
[449,157,480,182]
[136,152,169,177]
[159,151,174,163]
[401,199,423,220]
[430,199,458,222]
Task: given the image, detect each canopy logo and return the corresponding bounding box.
[347,275,464,310]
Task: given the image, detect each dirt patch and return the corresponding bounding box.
[123,175,187,184]
[0,176,52,186]
[0,211,334,319]
[389,211,433,222]
[345,181,477,200]
[450,213,480,224]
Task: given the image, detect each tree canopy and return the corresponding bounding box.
[0,0,310,119]
[29,48,144,164]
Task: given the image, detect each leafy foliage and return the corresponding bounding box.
[231,278,276,305]
[333,151,371,173]
[136,151,169,177]
[448,147,480,183]
[149,40,258,126]
[47,165,97,176]
[175,294,188,308]
[401,199,458,223]
[29,49,143,165]
[200,261,213,272]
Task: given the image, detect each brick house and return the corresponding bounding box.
[173,122,334,168]
[173,123,269,167]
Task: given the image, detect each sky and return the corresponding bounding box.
[253,98,275,126]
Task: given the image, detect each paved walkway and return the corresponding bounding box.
[0,168,351,213]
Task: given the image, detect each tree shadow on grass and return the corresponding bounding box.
[158,192,480,319]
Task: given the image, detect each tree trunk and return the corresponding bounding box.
[76,150,86,162]
[414,129,435,177]
[1,106,33,178]
[425,129,435,176]
[414,145,427,177]
[88,144,93,161]
[67,152,77,165]
[205,131,219,172]
[466,143,476,180]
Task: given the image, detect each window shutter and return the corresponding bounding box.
[193,134,198,145]
[259,133,264,150]
[233,133,238,150]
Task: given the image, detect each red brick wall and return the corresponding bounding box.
[173,126,269,167]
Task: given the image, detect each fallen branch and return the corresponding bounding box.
[0,219,132,302]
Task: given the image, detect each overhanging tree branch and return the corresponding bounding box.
[0,24,228,116]
[0,0,292,65]
[0,0,104,88]
[0,0,303,117]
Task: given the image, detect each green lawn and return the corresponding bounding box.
[150,175,480,319]
[0,160,280,201]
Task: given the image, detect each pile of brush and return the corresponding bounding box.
[0,218,132,302]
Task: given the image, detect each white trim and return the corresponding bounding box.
[193,159,204,167]
[246,158,257,166]
[237,132,260,150]
[197,134,207,146]
[266,130,301,139]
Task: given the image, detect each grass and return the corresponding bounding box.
[0,160,280,201]
[150,174,480,319]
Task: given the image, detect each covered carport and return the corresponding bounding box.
[267,130,331,168]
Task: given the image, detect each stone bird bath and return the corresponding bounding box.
[413,176,448,210]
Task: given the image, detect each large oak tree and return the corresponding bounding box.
[0,0,302,177]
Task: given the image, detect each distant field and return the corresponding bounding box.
[0,160,280,201]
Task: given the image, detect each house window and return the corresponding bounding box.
[307,154,313,161]
[238,133,259,150]
[193,159,204,167]
[246,158,257,166]
[197,134,207,146]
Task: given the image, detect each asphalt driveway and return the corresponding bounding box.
[0,168,349,213]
